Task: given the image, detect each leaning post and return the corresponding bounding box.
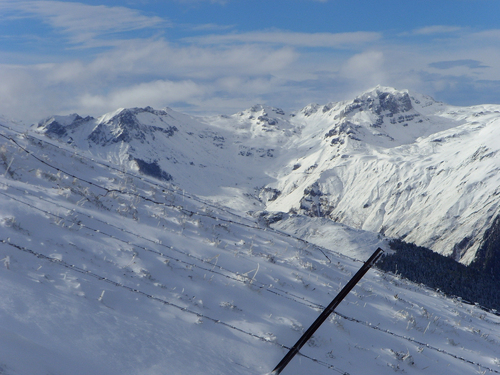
[271,247,384,375]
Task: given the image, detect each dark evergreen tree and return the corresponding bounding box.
[377,239,500,312]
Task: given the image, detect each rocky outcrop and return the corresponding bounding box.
[88,107,178,147]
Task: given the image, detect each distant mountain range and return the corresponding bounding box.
[35,86,500,274]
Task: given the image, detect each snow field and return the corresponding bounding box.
[1,123,500,374]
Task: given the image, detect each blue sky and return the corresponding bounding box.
[1,0,500,123]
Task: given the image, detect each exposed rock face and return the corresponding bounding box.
[38,114,95,140]
[36,107,178,182]
[38,107,179,147]
[259,187,281,203]
[340,90,412,119]
[320,87,425,147]
[299,182,324,217]
[133,158,173,181]
[233,104,294,134]
[33,87,500,275]
[87,107,178,146]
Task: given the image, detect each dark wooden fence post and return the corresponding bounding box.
[271,248,384,375]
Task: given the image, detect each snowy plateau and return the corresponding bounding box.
[1,86,500,374]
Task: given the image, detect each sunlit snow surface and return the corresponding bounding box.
[1,88,500,374]
[33,87,500,264]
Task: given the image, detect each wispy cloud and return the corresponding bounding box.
[0,37,299,123]
[79,79,204,113]
[412,25,462,35]
[86,39,298,79]
[189,23,235,31]
[471,29,500,40]
[340,50,387,88]
[0,0,167,46]
[429,59,489,70]
[173,0,229,4]
[185,30,382,48]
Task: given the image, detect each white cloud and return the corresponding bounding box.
[0,63,72,124]
[3,28,500,126]
[340,51,386,87]
[185,31,382,48]
[79,80,204,113]
[412,25,462,35]
[0,37,299,123]
[174,0,228,4]
[0,0,167,46]
[86,39,298,79]
[190,23,235,31]
[471,29,500,40]
[215,75,286,97]
[1,1,500,125]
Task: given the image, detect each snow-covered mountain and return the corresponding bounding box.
[2,109,500,375]
[265,87,500,270]
[35,86,500,273]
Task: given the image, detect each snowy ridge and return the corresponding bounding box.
[33,87,500,267]
[2,104,500,374]
[269,90,500,266]
[32,87,500,269]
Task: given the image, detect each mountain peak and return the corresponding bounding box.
[227,104,293,134]
[318,86,448,147]
[236,104,286,119]
[363,85,406,95]
[97,106,170,125]
[36,113,94,139]
[349,86,413,116]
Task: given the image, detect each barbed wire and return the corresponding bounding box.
[333,311,500,373]
[2,188,499,374]
[0,239,350,375]
[0,128,341,264]
[3,235,499,374]
[0,184,324,311]
[2,125,499,374]
[5,126,499,314]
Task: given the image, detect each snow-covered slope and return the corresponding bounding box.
[35,105,291,211]
[35,86,500,270]
[2,118,500,375]
[266,87,500,268]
